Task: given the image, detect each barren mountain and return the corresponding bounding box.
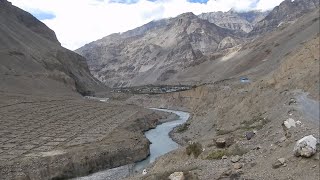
[250,0,319,36]
[76,12,244,87]
[198,10,268,33]
[77,0,319,89]
[0,0,104,96]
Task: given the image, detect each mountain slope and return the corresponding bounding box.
[0,0,104,96]
[250,0,319,36]
[198,10,268,33]
[76,12,244,87]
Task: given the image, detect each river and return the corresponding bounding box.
[73,108,190,180]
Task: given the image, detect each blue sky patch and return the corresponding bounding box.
[31,11,56,20]
[187,0,209,4]
[109,0,139,4]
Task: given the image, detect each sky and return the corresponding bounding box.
[10,0,285,50]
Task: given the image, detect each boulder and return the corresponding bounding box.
[216,138,226,148]
[245,131,255,140]
[169,172,185,180]
[231,155,241,163]
[294,135,317,157]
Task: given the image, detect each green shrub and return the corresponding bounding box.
[186,142,202,158]
[177,123,190,133]
[206,150,228,160]
[206,144,248,160]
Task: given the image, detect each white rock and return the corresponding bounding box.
[278,158,286,164]
[294,135,317,157]
[222,155,228,159]
[142,169,147,175]
[284,118,296,129]
[169,172,185,180]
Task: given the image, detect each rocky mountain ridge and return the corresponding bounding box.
[76,12,244,87]
[77,0,319,88]
[198,10,269,33]
[250,0,320,35]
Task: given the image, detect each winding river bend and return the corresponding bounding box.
[134,108,190,171]
[74,108,190,180]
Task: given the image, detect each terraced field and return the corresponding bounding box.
[0,95,164,179]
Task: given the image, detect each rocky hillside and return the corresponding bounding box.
[77,0,318,88]
[76,12,244,87]
[0,0,104,96]
[198,10,268,33]
[250,0,319,36]
[122,8,319,180]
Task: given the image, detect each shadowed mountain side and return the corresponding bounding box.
[0,0,106,96]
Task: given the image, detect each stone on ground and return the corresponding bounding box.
[245,131,255,140]
[272,158,286,169]
[231,155,241,163]
[283,118,296,129]
[216,138,226,148]
[294,135,317,157]
[169,172,185,180]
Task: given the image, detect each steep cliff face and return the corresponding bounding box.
[0,0,104,96]
[250,0,319,36]
[198,10,268,33]
[76,13,243,87]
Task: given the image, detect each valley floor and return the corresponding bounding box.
[0,93,173,180]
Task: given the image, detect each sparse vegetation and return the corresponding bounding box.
[240,114,269,130]
[186,142,203,158]
[228,144,248,156]
[206,144,248,160]
[177,123,190,133]
[206,149,228,160]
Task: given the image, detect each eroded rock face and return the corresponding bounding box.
[76,12,243,87]
[294,135,317,157]
[198,10,269,33]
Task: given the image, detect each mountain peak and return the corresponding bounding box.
[176,12,196,19]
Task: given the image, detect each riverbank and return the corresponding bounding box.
[0,94,175,180]
[73,109,189,180]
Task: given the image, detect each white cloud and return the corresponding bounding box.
[9,0,284,50]
[256,0,284,10]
